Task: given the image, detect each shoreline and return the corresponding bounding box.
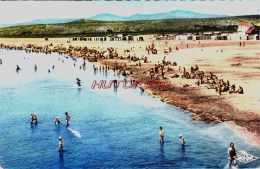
[225,121,260,147]
[98,59,260,146]
[0,38,259,146]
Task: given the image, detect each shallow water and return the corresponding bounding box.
[0,49,259,168]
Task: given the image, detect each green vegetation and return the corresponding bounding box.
[0,15,259,38]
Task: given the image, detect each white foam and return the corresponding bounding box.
[236,150,259,163]
[68,128,81,138]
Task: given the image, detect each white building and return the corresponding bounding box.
[237,22,249,35]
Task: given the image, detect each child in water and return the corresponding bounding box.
[159,126,164,143]
[179,135,185,147]
[59,136,63,151]
[65,112,70,126]
[55,117,60,125]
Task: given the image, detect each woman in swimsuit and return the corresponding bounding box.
[228,142,237,167]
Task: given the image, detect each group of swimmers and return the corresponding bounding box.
[159,126,237,168]
[30,112,70,152]
[159,126,185,147]
[31,112,70,126]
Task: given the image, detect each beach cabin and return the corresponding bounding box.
[155,34,176,40]
[211,34,228,40]
[156,35,165,40]
[176,34,193,40]
[80,37,87,41]
[72,37,79,41]
[193,33,212,40]
[133,36,144,41]
[122,35,133,41]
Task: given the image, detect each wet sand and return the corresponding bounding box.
[0,38,260,146]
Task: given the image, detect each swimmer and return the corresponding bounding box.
[55,117,60,125]
[228,143,237,167]
[59,136,63,151]
[65,112,70,126]
[159,126,164,143]
[179,135,185,147]
[16,65,21,72]
[33,114,38,123]
[30,113,34,123]
[76,78,81,87]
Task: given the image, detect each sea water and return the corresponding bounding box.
[0,49,259,168]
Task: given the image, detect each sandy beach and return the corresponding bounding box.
[1,38,260,146]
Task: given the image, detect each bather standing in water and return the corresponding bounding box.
[16,65,21,72]
[65,112,70,126]
[76,78,81,87]
[59,136,63,151]
[159,126,164,143]
[33,114,38,123]
[228,143,237,167]
[55,117,61,125]
[179,135,185,147]
[30,113,34,123]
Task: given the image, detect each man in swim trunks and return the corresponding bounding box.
[228,142,237,167]
[159,126,164,143]
[65,112,70,126]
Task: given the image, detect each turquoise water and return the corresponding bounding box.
[0,49,259,168]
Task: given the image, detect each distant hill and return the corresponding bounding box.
[0,10,228,28]
[88,13,126,22]
[88,10,229,21]
[0,18,81,28]
[0,15,259,38]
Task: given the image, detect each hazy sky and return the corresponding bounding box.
[0,1,259,25]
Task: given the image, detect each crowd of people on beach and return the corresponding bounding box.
[0,42,246,96]
[145,55,244,95]
[179,65,244,95]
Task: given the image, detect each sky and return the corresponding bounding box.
[0,1,259,25]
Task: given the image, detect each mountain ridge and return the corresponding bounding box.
[0,10,228,28]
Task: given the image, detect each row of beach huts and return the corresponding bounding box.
[70,22,260,42]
